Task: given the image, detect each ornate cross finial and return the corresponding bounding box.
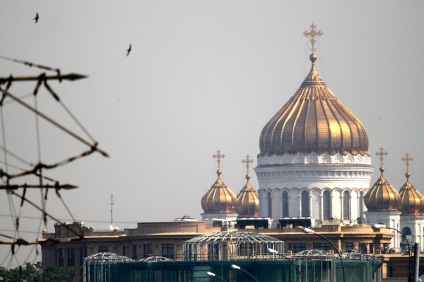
[402,153,414,173]
[375,146,388,167]
[242,154,254,174]
[213,150,225,168]
[303,23,323,54]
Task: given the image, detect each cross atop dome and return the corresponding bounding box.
[402,153,413,173]
[303,23,323,54]
[242,155,254,174]
[213,150,225,169]
[375,147,388,168]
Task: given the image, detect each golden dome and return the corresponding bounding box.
[201,168,237,214]
[236,173,259,218]
[259,48,368,156]
[364,167,401,211]
[399,172,424,216]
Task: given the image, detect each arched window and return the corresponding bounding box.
[323,190,331,220]
[282,191,289,218]
[359,191,364,221]
[343,191,350,220]
[267,191,272,218]
[301,190,310,217]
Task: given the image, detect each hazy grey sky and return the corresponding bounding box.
[1,0,423,266]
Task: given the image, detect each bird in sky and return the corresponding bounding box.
[126,44,132,56]
[34,13,39,23]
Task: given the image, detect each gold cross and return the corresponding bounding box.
[242,154,254,174]
[213,150,225,168]
[401,153,413,173]
[375,147,388,167]
[303,23,323,54]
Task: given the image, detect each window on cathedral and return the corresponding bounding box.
[358,191,364,222]
[301,191,309,217]
[282,191,289,217]
[343,191,350,220]
[323,190,331,220]
[267,191,272,218]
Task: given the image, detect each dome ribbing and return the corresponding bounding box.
[364,167,401,212]
[259,54,369,156]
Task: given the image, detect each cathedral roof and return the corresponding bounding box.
[201,159,237,214]
[236,173,259,218]
[364,167,401,212]
[259,25,368,157]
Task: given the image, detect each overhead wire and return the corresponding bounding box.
[0,58,108,266]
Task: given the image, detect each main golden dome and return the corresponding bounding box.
[364,167,401,211]
[259,53,369,156]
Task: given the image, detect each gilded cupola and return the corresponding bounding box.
[236,155,259,218]
[259,24,369,157]
[201,150,238,214]
[398,153,424,215]
[364,147,401,211]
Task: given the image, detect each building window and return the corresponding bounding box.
[80,247,87,265]
[143,244,153,258]
[282,191,289,217]
[301,191,310,217]
[132,245,138,260]
[313,243,332,252]
[323,190,331,220]
[57,249,64,266]
[67,248,75,266]
[98,246,109,253]
[345,243,354,251]
[122,246,126,256]
[359,243,367,254]
[162,244,174,259]
[267,191,272,218]
[288,243,306,253]
[343,191,350,220]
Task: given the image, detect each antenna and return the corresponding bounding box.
[110,194,114,226]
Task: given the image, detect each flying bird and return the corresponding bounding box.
[34,13,39,23]
[126,44,132,56]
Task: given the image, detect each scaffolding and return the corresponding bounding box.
[83,251,381,282]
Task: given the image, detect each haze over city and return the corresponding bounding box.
[1,0,423,266]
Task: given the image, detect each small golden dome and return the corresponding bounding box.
[201,168,237,214]
[364,167,401,211]
[236,173,259,218]
[399,172,424,216]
